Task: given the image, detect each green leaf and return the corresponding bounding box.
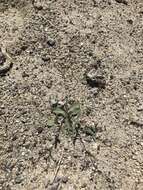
[53,107,66,117]
[68,103,80,117]
[65,118,71,129]
[47,118,55,128]
[64,118,73,136]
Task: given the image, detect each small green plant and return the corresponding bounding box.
[49,98,81,145]
[48,97,97,178]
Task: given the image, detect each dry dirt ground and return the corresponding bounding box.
[0,0,143,190]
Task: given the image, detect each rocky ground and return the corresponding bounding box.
[0,0,143,189]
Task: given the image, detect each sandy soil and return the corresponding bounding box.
[0,0,143,189]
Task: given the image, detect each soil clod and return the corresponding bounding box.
[86,69,106,89]
[115,0,128,5]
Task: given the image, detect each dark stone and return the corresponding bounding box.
[33,0,43,10]
[86,70,106,88]
[61,176,68,183]
[0,62,13,76]
[0,49,6,65]
[37,127,43,134]
[88,51,93,57]
[115,0,128,5]
[21,44,28,51]
[127,19,133,24]
[47,38,56,47]
[89,88,99,96]
[42,55,50,62]
[12,135,17,141]
[22,71,29,78]
[81,183,87,188]
[139,11,143,14]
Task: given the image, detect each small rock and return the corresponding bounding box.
[12,26,18,33]
[58,101,65,106]
[30,176,37,182]
[15,176,23,184]
[137,106,143,111]
[22,71,29,78]
[33,0,43,10]
[12,135,17,141]
[50,98,58,107]
[37,127,43,134]
[0,50,6,65]
[47,38,56,47]
[42,55,50,62]
[127,19,133,24]
[61,176,68,183]
[89,88,99,96]
[81,183,87,188]
[86,69,106,88]
[88,51,93,57]
[115,0,128,5]
[24,141,31,149]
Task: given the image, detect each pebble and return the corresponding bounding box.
[86,69,106,88]
[127,19,133,24]
[137,106,143,111]
[42,55,50,62]
[61,176,68,183]
[47,38,56,47]
[81,182,87,188]
[89,88,99,96]
[22,71,29,78]
[50,98,58,107]
[33,1,43,10]
[15,176,23,184]
[37,127,44,134]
